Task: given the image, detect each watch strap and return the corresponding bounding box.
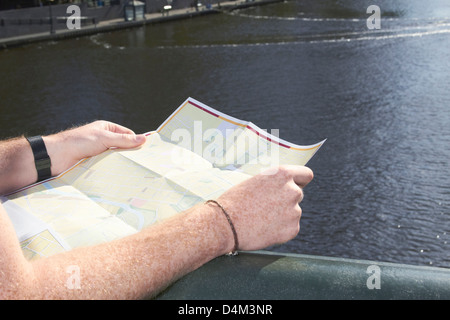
[26,135,52,182]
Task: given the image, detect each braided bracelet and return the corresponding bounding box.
[205,200,239,256]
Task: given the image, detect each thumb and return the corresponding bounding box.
[104,131,146,149]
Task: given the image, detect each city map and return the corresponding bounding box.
[2,98,325,261]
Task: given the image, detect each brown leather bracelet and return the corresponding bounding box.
[205,200,239,256]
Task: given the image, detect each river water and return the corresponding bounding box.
[1,0,449,268]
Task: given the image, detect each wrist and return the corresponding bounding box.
[205,200,239,255]
[25,136,52,182]
[200,201,237,256]
[42,131,73,177]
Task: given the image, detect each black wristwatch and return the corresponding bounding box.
[26,135,52,182]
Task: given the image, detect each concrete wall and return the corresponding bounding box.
[0,0,223,38]
[0,2,120,38]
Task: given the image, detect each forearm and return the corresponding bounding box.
[0,137,37,194]
[25,203,232,299]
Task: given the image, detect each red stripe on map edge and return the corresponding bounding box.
[189,100,220,118]
[190,99,291,149]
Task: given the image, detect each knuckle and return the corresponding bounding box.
[297,187,304,201]
[288,181,304,201]
[276,165,290,178]
[304,167,314,182]
[285,222,300,242]
[295,204,302,218]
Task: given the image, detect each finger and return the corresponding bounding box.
[101,121,147,149]
[294,202,302,219]
[296,186,304,203]
[104,121,136,136]
[103,130,146,149]
[281,165,314,187]
[293,166,314,187]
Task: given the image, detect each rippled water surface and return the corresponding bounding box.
[1,0,449,267]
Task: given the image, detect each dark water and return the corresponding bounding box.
[1,0,449,268]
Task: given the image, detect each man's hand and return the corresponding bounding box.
[45,120,146,176]
[0,121,146,195]
[216,165,314,251]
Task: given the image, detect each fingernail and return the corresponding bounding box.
[135,134,146,143]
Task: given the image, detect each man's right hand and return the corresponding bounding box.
[217,165,314,252]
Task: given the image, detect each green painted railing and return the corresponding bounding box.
[156,250,450,300]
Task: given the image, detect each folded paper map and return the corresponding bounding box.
[1,98,325,261]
